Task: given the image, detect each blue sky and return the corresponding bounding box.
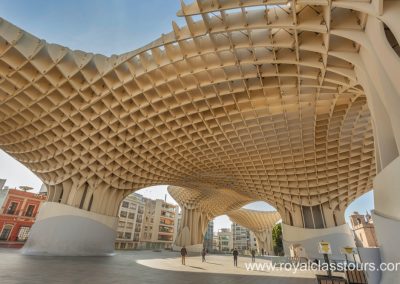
[0,0,185,56]
[0,1,374,232]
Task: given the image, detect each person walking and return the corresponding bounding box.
[233,248,239,267]
[181,246,187,265]
[261,248,264,256]
[251,249,256,263]
[201,248,206,262]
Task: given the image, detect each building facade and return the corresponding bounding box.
[217,228,233,252]
[212,234,219,252]
[203,220,214,251]
[0,187,46,247]
[115,195,179,250]
[350,211,379,248]
[139,198,179,250]
[115,193,145,250]
[231,223,251,251]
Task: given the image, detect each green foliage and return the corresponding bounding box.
[272,223,283,256]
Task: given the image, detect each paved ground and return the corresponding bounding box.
[0,248,316,284]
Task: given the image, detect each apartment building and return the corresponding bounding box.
[212,234,219,251]
[231,223,257,252]
[115,193,145,250]
[217,228,233,252]
[0,185,46,247]
[140,198,179,250]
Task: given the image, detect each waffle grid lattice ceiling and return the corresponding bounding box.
[0,0,375,213]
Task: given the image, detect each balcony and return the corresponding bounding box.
[157,234,173,242]
[160,211,175,219]
[2,210,37,218]
[159,225,174,233]
[159,217,174,226]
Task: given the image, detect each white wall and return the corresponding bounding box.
[282,223,356,260]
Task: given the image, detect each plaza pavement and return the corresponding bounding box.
[0,248,316,284]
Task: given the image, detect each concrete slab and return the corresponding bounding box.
[0,249,316,284]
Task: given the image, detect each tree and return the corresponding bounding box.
[272,223,283,256]
[19,186,33,192]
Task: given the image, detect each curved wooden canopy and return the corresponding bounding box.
[0,0,376,213]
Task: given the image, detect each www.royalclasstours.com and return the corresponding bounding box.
[244,262,400,273]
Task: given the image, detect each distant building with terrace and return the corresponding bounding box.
[0,182,47,248]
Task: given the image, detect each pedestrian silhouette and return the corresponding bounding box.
[251,249,256,263]
[181,246,187,265]
[233,248,239,267]
[201,248,206,262]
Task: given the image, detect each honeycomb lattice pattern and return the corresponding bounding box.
[168,185,253,217]
[227,208,281,232]
[0,0,375,214]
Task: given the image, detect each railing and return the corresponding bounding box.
[316,275,346,284]
[2,210,37,218]
[346,269,368,284]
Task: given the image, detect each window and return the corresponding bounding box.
[122,201,129,208]
[128,212,135,219]
[120,210,127,218]
[6,202,18,215]
[125,233,132,239]
[17,226,31,241]
[0,225,13,240]
[25,205,35,217]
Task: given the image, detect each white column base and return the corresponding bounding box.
[358,247,382,284]
[282,223,356,260]
[22,202,118,256]
[373,156,400,284]
[372,211,400,284]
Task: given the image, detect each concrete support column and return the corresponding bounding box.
[372,156,400,284]
[357,8,400,283]
[380,1,400,44]
[282,223,356,260]
[22,202,118,256]
[281,204,355,260]
[360,16,400,154]
[173,206,212,252]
